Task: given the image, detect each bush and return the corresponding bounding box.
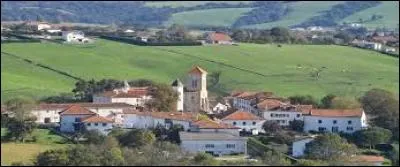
[37,123,59,129]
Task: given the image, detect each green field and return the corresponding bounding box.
[1,39,399,102]
[166,8,253,27]
[341,1,399,30]
[243,1,344,29]
[145,1,252,8]
[1,128,68,165]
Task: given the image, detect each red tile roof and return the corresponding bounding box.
[59,105,96,115]
[97,87,152,98]
[307,108,363,117]
[208,32,232,42]
[33,103,134,110]
[81,115,114,123]
[188,66,207,75]
[257,99,285,110]
[222,111,264,121]
[192,119,239,129]
[353,155,385,162]
[296,105,313,114]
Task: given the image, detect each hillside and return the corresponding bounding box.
[1,39,398,102]
[1,1,398,29]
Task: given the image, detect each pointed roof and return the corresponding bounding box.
[222,110,264,121]
[171,79,183,87]
[188,66,207,75]
[81,115,114,123]
[59,105,96,115]
[192,119,239,129]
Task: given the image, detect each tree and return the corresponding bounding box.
[305,133,357,161]
[360,89,399,140]
[330,96,361,109]
[4,97,37,142]
[288,95,319,106]
[208,71,222,87]
[83,130,106,145]
[289,120,304,132]
[36,149,69,166]
[320,94,336,108]
[352,127,392,149]
[117,129,155,148]
[262,120,281,135]
[147,83,178,112]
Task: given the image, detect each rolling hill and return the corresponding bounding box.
[1,1,398,30]
[1,39,398,102]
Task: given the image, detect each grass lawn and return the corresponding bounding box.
[166,8,253,27]
[1,128,69,165]
[340,1,399,30]
[1,39,398,102]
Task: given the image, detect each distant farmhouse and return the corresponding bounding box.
[205,32,233,45]
[62,30,90,43]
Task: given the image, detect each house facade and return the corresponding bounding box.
[59,105,97,133]
[81,115,114,135]
[179,131,247,156]
[62,31,88,43]
[291,137,315,157]
[303,109,368,133]
[221,110,265,134]
[261,104,312,126]
[205,32,233,45]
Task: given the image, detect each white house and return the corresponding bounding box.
[62,30,88,43]
[124,29,135,33]
[59,105,97,133]
[37,22,51,31]
[93,82,153,107]
[231,91,275,114]
[291,136,315,157]
[364,42,382,50]
[190,119,240,136]
[30,103,135,124]
[212,102,229,114]
[261,103,312,126]
[81,115,114,135]
[205,32,233,45]
[303,108,368,133]
[221,110,265,134]
[179,131,247,156]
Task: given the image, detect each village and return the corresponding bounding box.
[1,19,399,166]
[1,64,389,166]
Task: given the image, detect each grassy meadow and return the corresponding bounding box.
[1,128,69,165]
[1,39,398,102]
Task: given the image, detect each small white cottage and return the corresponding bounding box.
[62,30,89,43]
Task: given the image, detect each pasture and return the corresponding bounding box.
[1,39,398,102]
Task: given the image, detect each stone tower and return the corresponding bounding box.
[171,79,184,112]
[183,66,209,112]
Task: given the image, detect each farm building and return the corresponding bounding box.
[62,30,90,43]
[205,32,233,45]
[221,110,265,135]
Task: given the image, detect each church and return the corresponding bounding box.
[171,66,210,112]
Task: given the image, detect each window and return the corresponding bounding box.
[94,123,98,126]
[252,122,256,125]
[233,122,236,125]
[102,123,107,126]
[318,127,326,132]
[226,144,235,148]
[348,120,352,125]
[75,118,80,122]
[270,113,273,117]
[243,122,246,126]
[318,120,322,124]
[347,127,353,131]
[282,120,286,124]
[46,110,50,113]
[205,144,214,148]
[44,118,51,123]
[333,120,337,124]
[297,114,300,118]
[87,123,91,126]
[332,126,339,133]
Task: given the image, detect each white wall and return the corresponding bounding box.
[84,122,113,135]
[199,129,240,136]
[222,120,265,133]
[110,96,152,106]
[303,116,366,133]
[92,96,112,103]
[31,109,62,123]
[292,138,314,157]
[172,85,184,111]
[38,24,51,30]
[232,98,254,113]
[122,114,154,129]
[262,111,303,126]
[60,115,92,133]
[181,140,246,156]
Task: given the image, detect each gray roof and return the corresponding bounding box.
[179,132,246,141]
[171,79,183,87]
